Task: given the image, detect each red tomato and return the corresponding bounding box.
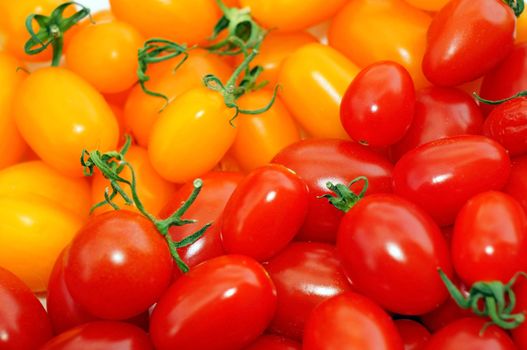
[0,266,52,350]
[64,211,173,320]
[150,255,277,350]
[40,322,153,350]
[272,139,393,242]
[394,319,430,350]
[422,0,516,86]
[337,194,452,315]
[340,61,415,147]
[244,335,301,350]
[393,135,511,226]
[303,292,403,350]
[266,242,352,340]
[512,278,527,349]
[391,87,484,161]
[504,155,527,214]
[221,165,309,261]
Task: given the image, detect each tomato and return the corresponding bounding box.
[393,135,511,226]
[40,322,153,350]
[391,87,484,161]
[110,0,219,45]
[394,319,430,350]
[303,292,403,350]
[244,335,301,350]
[64,211,173,320]
[403,0,450,11]
[340,61,415,147]
[266,242,352,340]
[14,67,119,177]
[424,318,516,350]
[512,278,527,348]
[504,156,527,214]
[150,255,277,350]
[66,21,144,94]
[272,139,393,242]
[0,266,52,350]
[422,0,516,86]
[278,43,360,139]
[0,161,91,218]
[239,0,347,32]
[329,0,431,89]
[518,11,527,43]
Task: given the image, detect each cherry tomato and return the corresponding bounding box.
[266,242,352,340]
[512,278,527,348]
[64,210,173,320]
[403,0,450,11]
[393,135,511,226]
[422,0,516,86]
[0,266,52,350]
[278,43,360,139]
[303,292,403,350]
[244,335,301,350]
[272,139,393,242]
[150,255,277,350]
[14,67,119,177]
[329,0,431,89]
[504,156,527,214]
[517,11,527,43]
[340,61,415,147]
[394,319,430,350]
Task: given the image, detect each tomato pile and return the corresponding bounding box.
[2,0,527,349]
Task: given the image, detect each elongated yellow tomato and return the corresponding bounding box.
[239,0,348,32]
[403,0,449,11]
[149,88,237,183]
[329,0,431,88]
[278,43,360,139]
[0,161,91,218]
[14,67,119,177]
[0,195,82,292]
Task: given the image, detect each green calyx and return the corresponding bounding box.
[81,136,211,273]
[439,269,527,331]
[473,91,527,105]
[504,0,525,17]
[24,2,91,66]
[319,176,369,213]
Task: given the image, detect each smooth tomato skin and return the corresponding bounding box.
[424,318,516,350]
[272,139,394,242]
[340,61,415,147]
[512,279,527,348]
[337,194,452,315]
[303,292,403,350]
[393,135,511,226]
[40,322,153,350]
[403,0,450,11]
[422,0,516,86]
[243,335,301,350]
[504,156,527,214]
[0,266,52,350]
[150,255,277,350]
[64,211,173,320]
[266,242,352,340]
[221,165,309,261]
[420,288,473,332]
[391,87,484,161]
[394,320,430,350]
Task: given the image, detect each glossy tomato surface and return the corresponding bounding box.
[504,156,527,214]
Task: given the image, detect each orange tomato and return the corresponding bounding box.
[14,67,119,177]
[517,11,527,43]
[403,0,449,11]
[328,0,432,88]
[278,43,360,139]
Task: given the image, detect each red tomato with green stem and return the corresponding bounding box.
[394,319,430,350]
[244,335,301,350]
[504,155,527,214]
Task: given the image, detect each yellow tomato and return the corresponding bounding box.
[232,90,300,171]
[66,21,144,94]
[0,194,82,292]
[403,0,449,11]
[124,50,231,147]
[0,53,27,170]
[0,161,91,218]
[239,0,348,32]
[278,43,360,139]
[328,0,431,88]
[91,145,176,215]
[14,67,119,177]
[517,11,527,43]
[149,88,237,183]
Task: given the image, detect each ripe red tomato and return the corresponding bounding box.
[422,0,516,86]
[221,165,309,261]
[272,139,393,242]
[512,278,527,349]
[504,156,527,214]
[340,61,415,147]
[393,135,511,226]
[150,255,277,350]
[244,335,301,350]
[303,292,403,350]
[394,319,430,350]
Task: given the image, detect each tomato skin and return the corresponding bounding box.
[512,279,527,348]
[64,211,173,320]
[244,335,301,350]
[303,292,403,350]
[422,0,516,87]
[340,61,415,147]
[0,266,52,350]
[420,285,473,332]
[266,242,352,340]
[221,165,309,261]
[504,156,527,214]
[394,320,430,350]
[150,255,277,350]
[393,135,511,226]
[403,0,450,11]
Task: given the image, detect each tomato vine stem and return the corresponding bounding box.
[474,91,527,105]
[503,0,525,17]
[320,176,369,213]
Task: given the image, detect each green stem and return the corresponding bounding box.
[504,0,525,16]
[319,176,369,213]
[473,91,527,105]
